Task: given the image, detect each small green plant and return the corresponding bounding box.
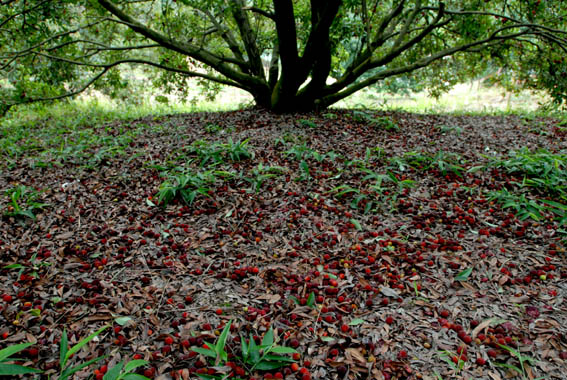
[330,184,360,198]
[187,139,224,167]
[351,111,399,131]
[487,189,547,221]
[156,170,217,206]
[203,123,223,134]
[101,359,151,380]
[246,163,286,192]
[191,320,232,367]
[58,326,110,380]
[373,116,400,131]
[2,185,49,220]
[0,342,42,376]
[240,326,298,372]
[297,160,311,181]
[482,148,567,198]
[298,119,317,128]
[220,138,253,162]
[438,349,466,375]
[494,344,545,380]
[289,292,316,309]
[285,143,312,161]
[437,124,463,135]
[388,151,464,176]
[3,252,51,280]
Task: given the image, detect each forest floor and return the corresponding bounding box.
[1,108,567,380]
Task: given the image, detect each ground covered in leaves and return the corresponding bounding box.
[1,108,567,380]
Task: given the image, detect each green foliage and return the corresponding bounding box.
[191,321,233,367]
[187,138,253,167]
[494,344,545,380]
[239,327,297,372]
[289,292,316,309]
[59,326,110,380]
[245,163,286,193]
[351,111,399,131]
[3,1,565,112]
[3,252,51,280]
[388,151,465,177]
[483,148,567,199]
[2,185,49,220]
[156,170,217,206]
[102,360,151,380]
[0,342,42,376]
[191,322,297,378]
[478,149,567,236]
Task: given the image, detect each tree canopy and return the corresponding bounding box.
[1,0,567,113]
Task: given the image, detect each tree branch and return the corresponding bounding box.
[0,0,51,29]
[231,0,265,78]
[320,29,533,107]
[242,6,275,20]
[96,0,265,89]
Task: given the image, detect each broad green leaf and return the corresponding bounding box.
[60,329,69,368]
[240,335,249,360]
[348,318,365,326]
[321,336,335,342]
[0,342,33,362]
[261,327,274,347]
[249,334,260,363]
[350,219,362,231]
[103,360,124,380]
[60,355,106,380]
[3,264,24,269]
[455,267,473,281]
[122,374,152,380]
[191,347,216,358]
[306,292,315,307]
[64,325,109,366]
[263,354,295,362]
[215,320,232,360]
[254,360,287,370]
[0,363,42,375]
[123,359,149,373]
[114,316,132,326]
[269,346,298,354]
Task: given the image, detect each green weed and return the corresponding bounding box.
[2,185,49,220]
[156,170,217,206]
[245,163,286,193]
[494,344,545,380]
[0,343,42,376]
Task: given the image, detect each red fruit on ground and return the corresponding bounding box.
[476,357,486,365]
[164,336,174,345]
[398,350,408,359]
[291,363,299,371]
[385,316,394,325]
[439,309,450,318]
[290,339,300,348]
[340,324,349,333]
[487,349,498,358]
[2,295,12,303]
[216,308,223,315]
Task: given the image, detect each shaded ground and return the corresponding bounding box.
[1,108,566,380]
